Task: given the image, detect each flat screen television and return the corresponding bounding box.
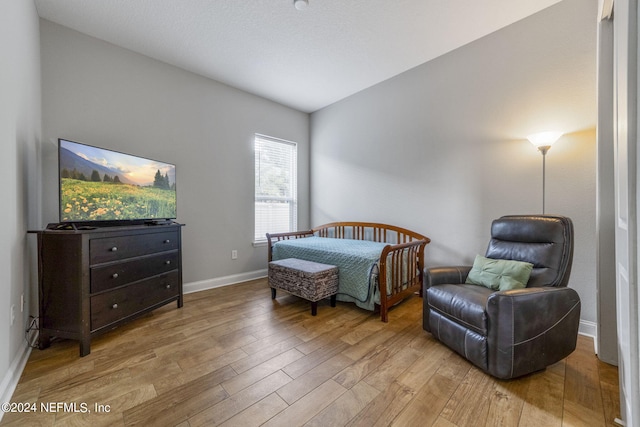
[58,139,177,225]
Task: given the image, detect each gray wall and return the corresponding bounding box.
[310,0,598,327]
[0,0,41,404]
[40,20,310,286]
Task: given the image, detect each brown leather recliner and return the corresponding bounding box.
[423,215,580,379]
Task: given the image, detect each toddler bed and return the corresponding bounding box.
[267,222,430,322]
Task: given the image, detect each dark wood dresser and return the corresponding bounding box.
[35,223,183,356]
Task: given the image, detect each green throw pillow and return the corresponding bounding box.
[465,255,533,291]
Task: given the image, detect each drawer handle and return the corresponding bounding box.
[110,247,118,252]
[165,260,171,265]
[112,303,119,309]
[164,239,171,244]
[165,284,171,289]
[112,273,119,279]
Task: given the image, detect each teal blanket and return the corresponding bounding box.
[271,236,388,311]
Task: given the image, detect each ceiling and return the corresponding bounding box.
[34,0,563,113]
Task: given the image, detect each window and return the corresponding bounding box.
[254,134,297,242]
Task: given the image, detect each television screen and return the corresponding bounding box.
[58,139,177,223]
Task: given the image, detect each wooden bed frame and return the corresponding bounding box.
[266,222,430,322]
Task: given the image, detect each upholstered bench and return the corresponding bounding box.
[268,258,339,316]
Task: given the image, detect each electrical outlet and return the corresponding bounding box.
[10,305,15,325]
[231,250,238,260]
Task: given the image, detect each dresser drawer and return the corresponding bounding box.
[90,271,180,331]
[90,230,178,264]
[90,251,179,294]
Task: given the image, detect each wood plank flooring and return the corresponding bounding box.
[1,278,620,426]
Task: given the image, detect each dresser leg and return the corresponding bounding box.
[271,288,276,299]
[330,295,337,307]
[311,301,318,316]
[38,333,50,350]
[79,339,91,357]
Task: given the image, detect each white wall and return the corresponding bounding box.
[310,0,598,327]
[40,20,310,286]
[0,0,41,409]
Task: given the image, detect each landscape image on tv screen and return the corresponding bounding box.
[59,139,177,222]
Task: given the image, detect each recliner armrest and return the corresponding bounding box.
[486,286,581,379]
[422,266,472,333]
[424,266,472,289]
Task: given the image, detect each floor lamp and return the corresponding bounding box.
[527,131,563,214]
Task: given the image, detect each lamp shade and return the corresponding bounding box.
[527,131,563,148]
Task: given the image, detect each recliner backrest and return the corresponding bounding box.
[485,215,574,288]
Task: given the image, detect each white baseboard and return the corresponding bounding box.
[578,319,598,354]
[183,269,267,294]
[0,341,33,423]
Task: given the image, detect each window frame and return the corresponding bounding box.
[253,134,298,244]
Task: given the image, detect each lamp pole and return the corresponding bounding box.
[527,131,562,215]
[538,145,551,214]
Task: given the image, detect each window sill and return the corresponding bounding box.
[252,240,268,248]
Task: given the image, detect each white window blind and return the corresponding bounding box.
[254,134,297,242]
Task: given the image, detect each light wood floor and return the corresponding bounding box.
[2,279,620,426]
